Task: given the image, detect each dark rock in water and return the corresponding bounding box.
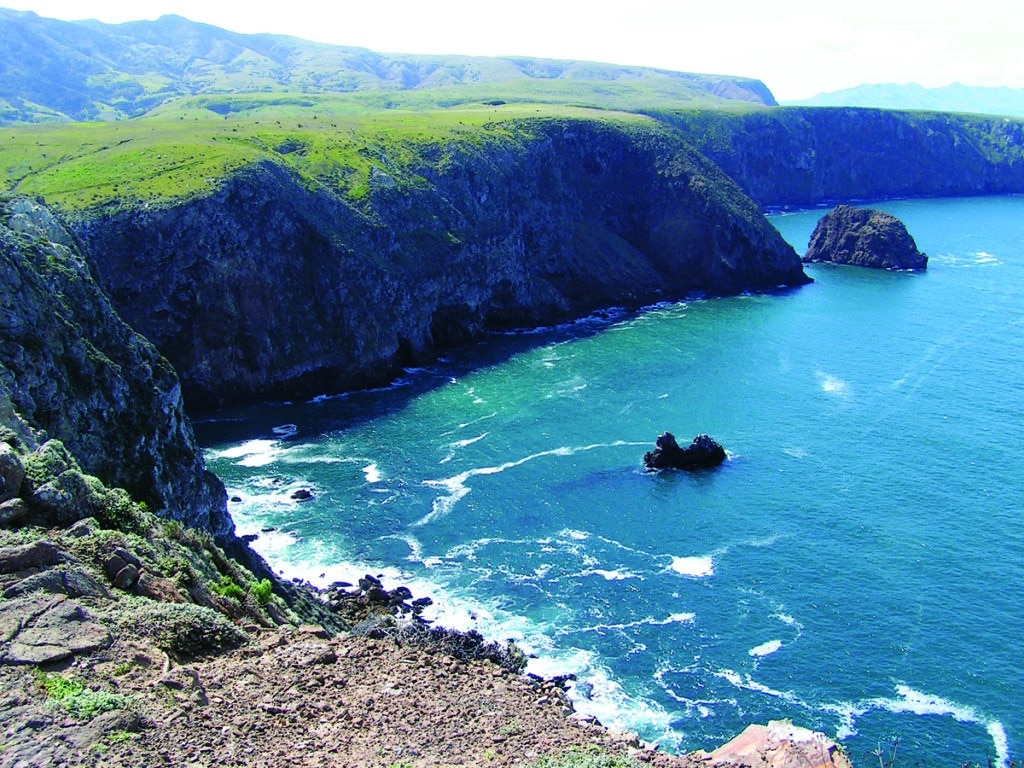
[803,205,928,271]
[644,432,727,471]
[290,488,314,501]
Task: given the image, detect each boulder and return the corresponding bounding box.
[693,720,852,768]
[0,594,112,665]
[0,540,70,574]
[803,205,927,270]
[0,442,25,502]
[643,432,727,471]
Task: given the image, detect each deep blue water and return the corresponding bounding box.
[197,196,1024,767]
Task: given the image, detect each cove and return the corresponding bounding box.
[199,195,1024,767]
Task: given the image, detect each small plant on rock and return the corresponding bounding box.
[250,577,274,605]
[525,747,641,768]
[210,573,245,601]
[33,671,129,720]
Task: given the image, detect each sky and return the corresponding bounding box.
[3,0,1023,101]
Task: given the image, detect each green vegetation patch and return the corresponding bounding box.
[2,102,653,212]
[116,600,248,657]
[34,671,130,720]
[524,747,641,768]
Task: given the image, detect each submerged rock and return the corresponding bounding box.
[803,205,928,271]
[644,432,727,471]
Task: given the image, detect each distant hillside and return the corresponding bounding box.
[785,83,1024,118]
[0,8,775,124]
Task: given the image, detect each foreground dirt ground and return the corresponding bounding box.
[0,621,851,768]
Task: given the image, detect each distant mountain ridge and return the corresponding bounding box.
[0,8,775,124]
[785,83,1024,118]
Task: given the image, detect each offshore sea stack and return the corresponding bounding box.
[644,432,727,471]
[802,205,928,271]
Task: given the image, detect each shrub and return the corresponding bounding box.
[210,574,245,601]
[34,671,129,720]
[118,600,248,657]
[250,578,273,605]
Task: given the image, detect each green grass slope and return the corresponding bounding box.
[2,103,657,212]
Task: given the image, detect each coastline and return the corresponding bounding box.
[0,519,852,768]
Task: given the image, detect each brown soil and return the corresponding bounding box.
[1,623,695,768]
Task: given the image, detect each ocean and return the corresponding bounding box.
[196,195,1024,767]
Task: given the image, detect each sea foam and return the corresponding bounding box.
[748,639,783,657]
[829,685,1010,767]
[670,555,714,578]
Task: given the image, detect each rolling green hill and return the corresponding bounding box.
[0,8,775,125]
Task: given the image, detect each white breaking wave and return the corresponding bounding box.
[439,432,489,464]
[670,555,715,578]
[715,668,810,708]
[816,370,850,396]
[212,439,282,467]
[828,685,1009,768]
[574,612,696,635]
[748,639,783,657]
[582,568,643,581]
[416,442,636,526]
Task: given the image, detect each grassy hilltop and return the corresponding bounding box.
[3,101,667,211]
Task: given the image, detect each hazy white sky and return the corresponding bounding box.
[4,0,1023,100]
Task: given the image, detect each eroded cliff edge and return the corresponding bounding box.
[70,117,809,408]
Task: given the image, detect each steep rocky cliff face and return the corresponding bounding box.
[661,107,1024,206]
[72,117,809,408]
[0,198,231,538]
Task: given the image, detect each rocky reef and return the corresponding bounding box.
[644,432,727,471]
[70,117,809,408]
[803,205,928,270]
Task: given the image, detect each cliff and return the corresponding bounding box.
[70,117,809,408]
[659,107,1024,206]
[0,198,229,537]
[804,205,928,270]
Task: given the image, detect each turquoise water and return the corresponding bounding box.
[198,196,1024,766]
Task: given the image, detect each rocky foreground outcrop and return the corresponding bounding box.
[0,502,851,768]
[71,117,809,408]
[803,205,928,270]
